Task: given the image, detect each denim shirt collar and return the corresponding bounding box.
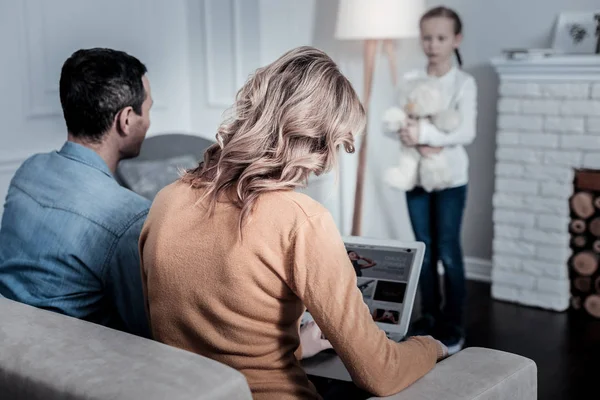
[58,141,114,179]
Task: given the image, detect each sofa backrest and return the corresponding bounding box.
[115,133,215,200]
[0,298,252,400]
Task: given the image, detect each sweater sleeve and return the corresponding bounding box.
[418,76,477,147]
[290,211,439,397]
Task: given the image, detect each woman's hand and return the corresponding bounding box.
[299,321,333,359]
[399,117,420,147]
[438,340,449,361]
[417,145,443,157]
[424,336,449,361]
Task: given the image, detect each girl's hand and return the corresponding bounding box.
[418,145,443,157]
[299,321,333,359]
[399,118,419,146]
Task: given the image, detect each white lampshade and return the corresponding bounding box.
[335,0,425,40]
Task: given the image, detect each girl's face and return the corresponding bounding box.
[420,17,462,65]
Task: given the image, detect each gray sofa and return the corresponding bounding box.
[0,297,537,400]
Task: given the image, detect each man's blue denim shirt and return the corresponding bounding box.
[0,141,151,337]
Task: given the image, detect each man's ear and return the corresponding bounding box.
[116,106,134,136]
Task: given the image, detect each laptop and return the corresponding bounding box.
[300,236,425,382]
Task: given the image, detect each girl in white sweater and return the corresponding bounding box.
[399,6,477,355]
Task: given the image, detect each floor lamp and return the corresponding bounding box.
[335,0,424,236]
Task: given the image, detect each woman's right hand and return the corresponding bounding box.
[425,336,449,361]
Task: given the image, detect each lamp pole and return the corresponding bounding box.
[335,0,423,236]
[351,39,398,236]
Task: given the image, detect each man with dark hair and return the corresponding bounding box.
[0,48,153,337]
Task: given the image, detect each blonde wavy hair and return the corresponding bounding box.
[182,46,366,232]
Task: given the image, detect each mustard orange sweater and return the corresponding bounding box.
[139,182,440,399]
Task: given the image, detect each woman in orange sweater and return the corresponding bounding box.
[139,46,446,400]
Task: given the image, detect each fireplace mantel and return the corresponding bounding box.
[492,55,600,81]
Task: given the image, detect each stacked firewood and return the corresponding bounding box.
[569,169,600,318]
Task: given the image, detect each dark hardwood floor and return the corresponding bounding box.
[463,281,600,400]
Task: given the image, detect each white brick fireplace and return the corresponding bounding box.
[491,55,600,311]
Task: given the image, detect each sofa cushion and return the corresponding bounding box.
[0,298,252,400]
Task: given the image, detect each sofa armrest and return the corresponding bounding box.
[0,298,252,400]
[370,347,537,400]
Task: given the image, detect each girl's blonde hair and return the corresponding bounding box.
[182,46,365,233]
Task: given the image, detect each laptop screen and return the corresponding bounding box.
[346,242,415,329]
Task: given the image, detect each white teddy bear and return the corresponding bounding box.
[382,77,461,192]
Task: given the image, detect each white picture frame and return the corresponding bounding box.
[552,11,600,54]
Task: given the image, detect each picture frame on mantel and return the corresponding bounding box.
[552,10,600,54]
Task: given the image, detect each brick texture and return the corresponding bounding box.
[491,77,598,311]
